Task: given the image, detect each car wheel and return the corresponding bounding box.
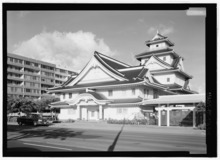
[33,121,37,126]
[18,122,22,126]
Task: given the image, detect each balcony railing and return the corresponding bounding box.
[41,81,55,85]
[24,64,41,70]
[7,68,23,73]
[41,67,55,73]
[7,61,24,67]
[24,85,41,89]
[7,83,23,87]
[41,74,55,79]
[7,76,23,80]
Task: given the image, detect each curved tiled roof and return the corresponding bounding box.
[135,47,174,59]
[95,51,130,69]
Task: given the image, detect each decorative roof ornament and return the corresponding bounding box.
[152,30,167,41]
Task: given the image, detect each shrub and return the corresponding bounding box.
[197,123,206,130]
[62,119,75,123]
[107,118,148,125]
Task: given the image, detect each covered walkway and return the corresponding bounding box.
[142,94,205,127]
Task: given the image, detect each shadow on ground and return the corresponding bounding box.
[7,124,101,141]
[108,123,125,151]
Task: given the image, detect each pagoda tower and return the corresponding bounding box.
[135,31,196,94]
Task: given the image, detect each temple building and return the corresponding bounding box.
[47,31,205,127]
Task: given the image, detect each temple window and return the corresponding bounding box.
[163,56,166,61]
[63,93,65,99]
[132,88,136,95]
[108,90,113,97]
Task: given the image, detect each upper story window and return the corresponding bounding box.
[63,93,65,99]
[167,77,170,82]
[163,56,166,61]
[69,93,72,99]
[153,90,158,99]
[132,88,136,95]
[108,90,113,97]
[144,89,149,98]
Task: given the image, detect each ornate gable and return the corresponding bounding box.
[144,56,172,71]
[66,52,128,86]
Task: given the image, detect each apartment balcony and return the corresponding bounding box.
[7,83,23,87]
[41,67,55,73]
[23,78,41,83]
[23,71,41,76]
[7,76,24,81]
[41,80,55,85]
[7,91,23,95]
[55,71,69,76]
[23,86,41,89]
[7,61,24,67]
[24,64,41,70]
[41,74,55,79]
[7,68,24,74]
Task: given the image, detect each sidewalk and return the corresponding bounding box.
[48,121,206,136]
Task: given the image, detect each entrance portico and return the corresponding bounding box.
[50,92,112,121]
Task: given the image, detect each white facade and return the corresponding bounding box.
[157,54,174,65]
[49,32,196,126]
[149,42,169,51]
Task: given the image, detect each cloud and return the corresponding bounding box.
[147,24,174,36]
[13,31,117,71]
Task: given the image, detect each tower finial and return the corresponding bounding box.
[157,29,159,34]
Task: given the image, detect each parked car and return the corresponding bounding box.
[17,113,52,126]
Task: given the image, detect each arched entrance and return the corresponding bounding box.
[68,92,112,121]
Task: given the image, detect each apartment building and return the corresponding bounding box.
[7,53,77,99]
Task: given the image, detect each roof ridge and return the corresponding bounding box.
[94,52,127,78]
[94,51,130,68]
[135,47,174,58]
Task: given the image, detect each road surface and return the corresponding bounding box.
[6,122,206,155]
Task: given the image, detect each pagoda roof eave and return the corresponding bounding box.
[47,81,146,93]
[145,38,174,47]
[150,69,193,79]
[136,50,180,61]
[170,88,198,94]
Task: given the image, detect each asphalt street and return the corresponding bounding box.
[6,122,206,155]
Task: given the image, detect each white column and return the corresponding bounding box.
[167,109,170,127]
[99,105,103,120]
[193,108,196,128]
[158,105,161,126]
[77,104,80,120]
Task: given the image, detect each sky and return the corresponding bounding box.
[7,10,206,93]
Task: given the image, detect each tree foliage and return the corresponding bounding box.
[196,101,206,112]
[7,94,60,114]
